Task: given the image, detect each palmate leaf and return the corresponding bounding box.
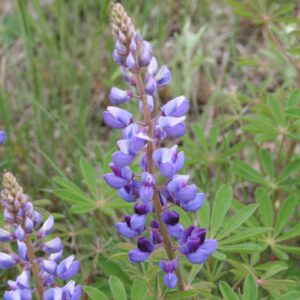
[256,261,288,279]
[255,188,273,227]
[219,243,262,253]
[267,96,285,125]
[80,157,98,198]
[130,280,148,300]
[259,149,274,177]
[219,281,239,300]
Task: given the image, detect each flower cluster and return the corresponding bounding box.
[103,3,217,290]
[0,172,81,300]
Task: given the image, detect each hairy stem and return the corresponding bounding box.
[25,236,44,299]
[136,72,185,291]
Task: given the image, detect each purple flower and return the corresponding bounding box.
[149,220,163,245]
[103,106,133,129]
[0,253,17,269]
[37,215,54,238]
[179,226,217,264]
[139,172,155,202]
[139,41,153,66]
[161,210,184,239]
[118,180,141,202]
[128,237,154,263]
[41,238,63,254]
[156,66,172,87]
[4,289,32,300]
[116,215,145,238]
[44,281,82,300]
[0,228,14,242]
[161,96,189,117]
[157,116,186,138]
[104,163,133,189]
[0,130,6,145]
[109,87,133,104]
[153,146,184,178]
[145,75,157,95]
[57,255,80,280]
[159,259,178,288]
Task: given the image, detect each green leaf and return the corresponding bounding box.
[267,96,284,125]
[221,227,271,244]
[130,280,147,300]
[220,243,262,253]
[219,281,239,300]
[217,204,258,239]
[55,189,94,204]
[212,250,227,261]
[80,158,98,198]
[255,188,273,227]
[258,261,288,279]
[70,203,96,214]
[109,276,127,300]
[259,149,274,177]
[277,223,300,242]
[271,245,289,260]
[275,195,297,236]
[277,291,300,300]
[54,177,88,198]
[233,161,266,185]
[166,289,200,299]
[197,200,210,229]
[84,286,108,300]
[210,184,233,236]
[243,275,257,300]
[279,159,300,181]
[285,105,300,118]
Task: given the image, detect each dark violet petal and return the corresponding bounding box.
[178,225,195,245]
[134,202,151,215]
[104,173,128,189]
[112,151,135,167]
[164,272,177,288]
[137,237,154,253]
[159,258,178,273]
[156,65,172,87]
[128,248,150,263]
[116,222,140,238]
[161,210,179,225]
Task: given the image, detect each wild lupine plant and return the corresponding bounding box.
[103,3,217,290]
[0,172,81,300]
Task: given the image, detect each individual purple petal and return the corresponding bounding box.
[16,270,30,289]
[174,151,184,172]
[57,259,80,280]
[116,221,140,238]
[15,225,25,241]
[181,193,206,212]
[167,175,189,193]
[0,228,13,242]
[49,250,63,263]
[43,287,62,300]
[159,258,178,273]
[167,224,184,239]
[145,76,157,95]
[161,96,189,117]
[126,52,138,71]
[164,272,177,288]
[156,65,172,87]
[33,211,42,227]
[42,237,63,254]
[161,210,179,225]
[186,239,217,264]
[17,241,27,260]
[163,122,186,138]
[178,225,195,244]
[147,57,158,76]
[0,130,6,145]
[118,180,140,202]
[134,202,151,215]
[112,151,135,167]
[174,185,198,203]
[104,173,128,189]
[37,215,54,239]
[4,209,15,223]
[63,281,82,300]
[139,186,154,203]
[130,214,147,230]
[139,40,153,66]
[150,220,163,245]
[24,217,34,233]
[120,66,137,86]
[0,252,16,269]
[109,87,133,104]
[128,248,150,263]
[103,106,132,129]
[138,236,154,253]
[41,260,57,275]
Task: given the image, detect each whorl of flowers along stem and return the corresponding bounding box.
[0,173,82,300]
[104,3,217,291]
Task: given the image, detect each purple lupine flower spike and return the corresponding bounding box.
[106,3,217,290]
[0,172,81,298]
